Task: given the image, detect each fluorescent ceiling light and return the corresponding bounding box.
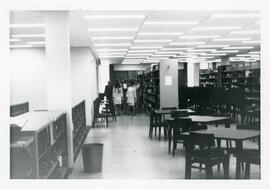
[134,39,172,43]
[138,32,183,36]
[10,38,21,42]
[126,53,152,56]
[98,52,126,55]
[211,50,239,53]
[192,26,241,30]
[99,55,125,58]
[94,43,131,47]
[213,38,251,41]
[92,36,134,40]
[95,49,128,52]
[88,28,138,32]
[84,15,145,19]
[179,35,220,39]
[248,51,260,54]
[203,53,227,56]
[151,54,175,57]
[147,57,169,60]
[242,40,260,44]
[11,34,45,38]
[124,57,147,59]
[184,52,206,55]
[128,50,157,53]
[223,46,254,49]
[211,13,260,18]
[236,54,260,57]
[170,42,205,45]
[130,46,162,49]
[27,41,45,45]
[188,49,216,52]
[144,21,198,25]
[230,30,260,34]
[155,51,183,54]
[197,45,230,48]
[9,24,45,28]
[161,47,192,51]
[10,45,33,48]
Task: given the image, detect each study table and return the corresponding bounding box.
[166,115,231,154]
[182,127,260,179]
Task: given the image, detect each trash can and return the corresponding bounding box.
[81,143,103,173]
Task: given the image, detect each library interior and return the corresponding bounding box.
[9,10,261,179]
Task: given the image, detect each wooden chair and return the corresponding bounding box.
[172,118,192,156]
[185,132,230,179]
[149,109,167,140]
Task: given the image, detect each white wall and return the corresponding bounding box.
[9,48,47,111]
[98,61,110,93]
[70,47,97,126]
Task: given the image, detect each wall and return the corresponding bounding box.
[10,47,98,126]
[9,48,47,111]
[159,59,179,108]
[70,47,97,126]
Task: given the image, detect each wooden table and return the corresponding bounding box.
[183,127,260,179]
[166,115,231,154]
[154,109,196,115]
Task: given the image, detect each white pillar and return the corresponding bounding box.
[220,56,230,65]
[98,61,110,93]
[45,11,74,168]
[187,62,200,87]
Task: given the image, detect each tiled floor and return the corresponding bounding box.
[69,113,260,179]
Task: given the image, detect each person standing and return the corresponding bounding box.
[126,80,137,115]
[113,80,123,115]
[104,81,113,102]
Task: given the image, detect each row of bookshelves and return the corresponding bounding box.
[199,62,260,106]
[10,111,68,179]
[72,100,90,161]
[139,64,160,114]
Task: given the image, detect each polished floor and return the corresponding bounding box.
[70,113,260,179]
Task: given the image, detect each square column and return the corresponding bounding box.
[187,62,200,87]
[159,59,179,108]
[44,11,73,167]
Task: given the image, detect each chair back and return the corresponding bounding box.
[186,133,216,153]
[170,110,188,118]
[161,107,177,110]
[236,122,260,131]
[172,118,192,133]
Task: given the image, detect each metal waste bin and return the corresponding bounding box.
[81,143,103,173]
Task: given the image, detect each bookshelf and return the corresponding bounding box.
[199,69,218,87]
[72,100,90,161]
[219,62,260,105]
[142,65,160,114]
[10,111,69,179]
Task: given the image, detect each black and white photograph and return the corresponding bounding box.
[1,0,270,188]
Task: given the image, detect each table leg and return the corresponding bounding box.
[168,124,172,154]
[235,140,243,179]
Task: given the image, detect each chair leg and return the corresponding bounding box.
[185,158,192,179]
[244,162,251,179]
[223,157,230,179]
[205,164,213,179]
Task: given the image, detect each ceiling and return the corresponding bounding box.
[9,10,260,64]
